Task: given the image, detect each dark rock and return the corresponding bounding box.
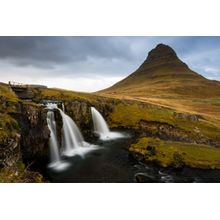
[146,145,156,155]
[139,119,219,147]
[135,172,158,183]
[14,103,50,165]
[172,152,185,168]
[130,152,145,162]
[173,112,203,121]
[147,44,179,63]
[0,133,21,168]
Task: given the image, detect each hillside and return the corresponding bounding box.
[99,44,220,119]
[100,43,220,98]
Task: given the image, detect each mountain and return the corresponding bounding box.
[99,44,220,99]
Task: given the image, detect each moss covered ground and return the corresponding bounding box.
[130,137,220,169]
[0,84,19,140]
[108,103,220,141]
[0,162,45,183]
[39,87,99,103]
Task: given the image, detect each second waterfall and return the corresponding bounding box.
[59,109,98,157]
[91,107,124,140]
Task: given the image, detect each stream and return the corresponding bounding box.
[47,131,220,183]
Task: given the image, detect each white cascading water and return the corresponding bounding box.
[62,102,65,113]
[58,108,98,157]
[91,107,124,140]
[46,108,69,171]
[46,102,98,169]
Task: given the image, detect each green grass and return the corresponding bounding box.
[209,98,220,106]
[108,103,175,127]
[0,84,20,140]
[39,88,98,103]
[130,137,220,169]
[108,103,220,141]
[0,113,19,141]
[0,83,18,102]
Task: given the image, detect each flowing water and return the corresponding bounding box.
[46,110,69,171]
[47,130,220,183]
[58,109,98,157]
[46,103,97,171]
[46,104,220,182]
[47,132,135,182]
[91,107,124,140]
[62,102,65,113]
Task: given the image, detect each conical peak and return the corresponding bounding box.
[146,43,178,62]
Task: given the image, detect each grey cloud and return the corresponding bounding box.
[0,37,139,67]
[0,36,219,81]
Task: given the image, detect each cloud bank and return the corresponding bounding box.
[0,36,219,92]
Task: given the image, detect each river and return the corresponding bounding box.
[47,131,220,183]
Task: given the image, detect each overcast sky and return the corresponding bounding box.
[0,36,219,92]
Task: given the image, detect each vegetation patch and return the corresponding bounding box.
[130,137,220,169]
[0,84,20,140]
[108,103,175,128]
[0,162,45,183]
[39,88,97,103]
[0,83,18,102]
[108,103,220,141]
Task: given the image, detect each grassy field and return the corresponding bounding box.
[130,137,220,169]
[108,102,220,141]
[39,87,100,103]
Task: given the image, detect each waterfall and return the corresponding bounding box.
[91,107,110,137]
[58,108,98,157]
[62,102,65,113]
[91,107,124,140]
[59,109,84,155]
[46,110,69,171]
[46,102,98,170]
[47,111,60,163]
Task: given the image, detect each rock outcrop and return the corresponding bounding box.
[137,43,190,72]
[0,132,21,168]
[139,120,219,147]
[0,83,50,171]
[13,103,50,165]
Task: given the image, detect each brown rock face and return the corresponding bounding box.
[146,44,179,62]
[14,103,50,164]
